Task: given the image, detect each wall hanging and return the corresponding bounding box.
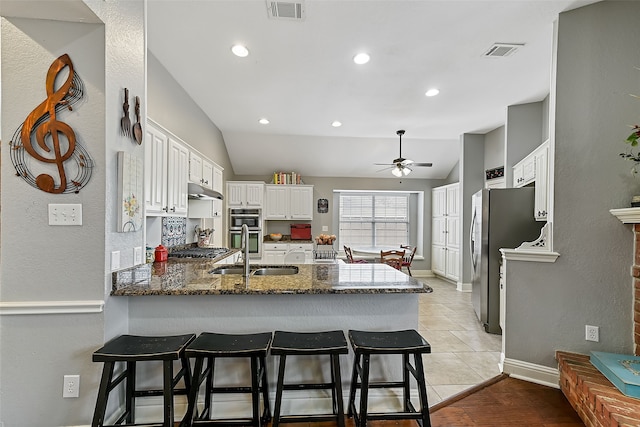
[9,53,93,194]
[317,198,328,213]
[117,151,143,232]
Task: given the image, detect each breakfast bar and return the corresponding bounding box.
[110,254,432,419]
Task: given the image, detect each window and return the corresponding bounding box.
[337,192,410,248]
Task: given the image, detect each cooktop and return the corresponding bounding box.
[169,247,230,259]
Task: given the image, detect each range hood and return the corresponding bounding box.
[187,183,224,200]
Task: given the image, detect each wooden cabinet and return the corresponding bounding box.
[264,185,313,220]
[431,182,460,282]
[512,140,549,221]
[227,181,264,207]
[145,121,188,216]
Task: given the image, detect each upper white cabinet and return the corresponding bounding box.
[189,151,217,190]
[513,140,549,221]
[264,185,313,220]
[431,182,460,282]
[145,121,189,216]
[227,181,264,207]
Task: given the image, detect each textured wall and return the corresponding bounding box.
[505,1,640,369]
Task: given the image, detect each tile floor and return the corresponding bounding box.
[417,276,502,406]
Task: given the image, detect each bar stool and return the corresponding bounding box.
[347,329,432,427]
[91,333,196,427]
[270,330,349,427]
[183,332,272,427]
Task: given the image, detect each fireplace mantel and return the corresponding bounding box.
[610,207,640,223]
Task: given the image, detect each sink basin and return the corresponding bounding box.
[209,265,299,276]
[210,267,244,275]
[252,266,298,276]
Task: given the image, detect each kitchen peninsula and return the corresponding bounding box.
[111,253,431,414]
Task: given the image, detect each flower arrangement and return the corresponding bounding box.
[123,193,140,218]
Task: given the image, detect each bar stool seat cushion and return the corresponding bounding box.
[348,329,431,354]
[271,330,349,355]
[92,334,196,362]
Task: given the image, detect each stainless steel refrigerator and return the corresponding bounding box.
[470,188,542,334]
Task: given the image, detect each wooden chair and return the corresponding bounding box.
[400,245,417,276]
[380,249,405,271]
[344,246,368,264]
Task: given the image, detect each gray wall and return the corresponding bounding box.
[484,126,505,171]
[505,0,639,368]
[460,134,486,284]
[504,101,544,186]
[1,1,144,425]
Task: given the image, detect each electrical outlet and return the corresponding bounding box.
[48,204,82,226]
[322,226,328,231]
[63,374,80,398]
[134,246,143,265]
[586,325,599,342]
[111,251,120,271]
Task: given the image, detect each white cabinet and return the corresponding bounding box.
[189,151,216,190]
[431,182,460,282]
[227,181,264,207]
[534,143,548,221]
[263,242,313,264]
[145,122,188,216]
[264,185,313,220]
[512,140,549,221]
[187,162,225,219]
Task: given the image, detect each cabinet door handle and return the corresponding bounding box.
[170,206,176,212]
[162,206,168,212]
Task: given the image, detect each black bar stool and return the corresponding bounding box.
[183,332,272,427]
[91,333,196,427]
[347,329,432,427]
[270,330,349,427]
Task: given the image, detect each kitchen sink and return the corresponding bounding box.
[252,267,298,276]
[209,265,299,276]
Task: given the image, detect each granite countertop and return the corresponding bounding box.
[111,255,432,296]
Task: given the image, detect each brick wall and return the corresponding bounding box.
[633,224,640,356]
[557,351,640,427]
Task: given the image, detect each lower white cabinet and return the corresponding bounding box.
[263,242,313,263]
[431,246,459,281]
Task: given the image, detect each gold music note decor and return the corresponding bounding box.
[9,53,94,194]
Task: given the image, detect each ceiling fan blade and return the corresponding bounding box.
[374,163,395,166]
[411,162,433,167]
[376,165,395,172]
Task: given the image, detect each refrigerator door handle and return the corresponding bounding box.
[470,209,477,271]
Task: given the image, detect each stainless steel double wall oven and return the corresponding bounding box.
[228,208,262,258]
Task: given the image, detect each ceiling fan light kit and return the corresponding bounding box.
[375,129,432,177]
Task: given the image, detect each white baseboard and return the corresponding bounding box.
[456,282,471,292]
[412,269,433,277]
[501,357,559,389]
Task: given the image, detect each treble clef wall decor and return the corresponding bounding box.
[9,53,93,194]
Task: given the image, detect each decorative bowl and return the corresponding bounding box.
[270,233,283,241]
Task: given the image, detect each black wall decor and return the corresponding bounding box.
[317,198,328,213]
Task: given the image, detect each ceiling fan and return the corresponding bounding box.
[375,130,433,177]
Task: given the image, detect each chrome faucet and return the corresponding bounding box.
[241,223,250,278]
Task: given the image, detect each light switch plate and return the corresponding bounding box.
[111,251,120,271]
[322,226,328,231]
[48,204,82,226]
[134,247,143,265]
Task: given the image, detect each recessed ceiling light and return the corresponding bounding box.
[353,53,370,65]
[231,44,249,57]
[259,118,270,124]
[425,88,440,97]
[331,121,342,127]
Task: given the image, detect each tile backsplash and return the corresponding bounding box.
[161,217,187,247]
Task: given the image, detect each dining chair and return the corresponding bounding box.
[344,246,368,264]
[400,245,417,276]
[380,249,405,271]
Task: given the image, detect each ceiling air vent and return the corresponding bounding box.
[483,43,524,58]
[266,0,305,20]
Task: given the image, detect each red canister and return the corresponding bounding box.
[154,244,168,262]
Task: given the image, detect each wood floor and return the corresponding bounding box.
[264,375,585,427]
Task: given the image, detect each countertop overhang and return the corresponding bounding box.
[112,257,432,296]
